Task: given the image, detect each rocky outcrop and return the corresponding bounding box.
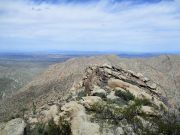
[65,64,172,135]
[83,65,165,105]
[23,64,172,135]
[0,118,26,135]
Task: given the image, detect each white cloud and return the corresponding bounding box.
[0,0,180,52]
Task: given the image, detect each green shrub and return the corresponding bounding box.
[134,98,152,106]
[105,98,127,106]
[31,123,47,135]
[90,97,180,135]
[47,119,60,135]
[76,90,87,100]
[115,90,135,101]
[130,104,180,135]
[90,97,151,124]
[92,92,106,99]
[90,101,123,124]
[30,118,71,135]
[133,112,180,135]
[154,111,180,135]
[122,102,141,122]
[58,116,72,135]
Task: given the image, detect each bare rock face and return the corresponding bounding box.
[0,118,26,135]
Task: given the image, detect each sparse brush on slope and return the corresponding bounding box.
[30,118,71,135]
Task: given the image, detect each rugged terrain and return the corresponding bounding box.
[0,54,74,100]
[0,55,179,135]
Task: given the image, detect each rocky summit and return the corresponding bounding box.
[0,55,180,135]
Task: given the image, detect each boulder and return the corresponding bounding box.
[102,63,112,69]
[73,121,100,135]
[134,116,150,129]
[108,79,130,89]
[48,105,59,116]
[142,77,150,82]
[40,104,49,110]
[80,96,102,109]
[104,68,112,74]
[28,117,38,124]
[127,70,136,75]
[39,105,59,123]
[102,128,114,135]
[0,123,6,133]
[146,81,157,89]
[116,127,124,135]
[61,101,85,117]
[137,73,144,78]
[123,125,136,135]
[61,101,100,135]
[141,106,155,115]
[91,85,107,98]
[1,118,26,135]
[107,91,118,100]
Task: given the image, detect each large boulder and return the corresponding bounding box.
[61,101,100,135]
[116,127,124,135]
[141,106,156,115]
[38,104,59,124]
[91,85,107,98]
[80,96,102,109]
[108,79,130,90]
[123,125,136,135]
[61,101,85,117]
[146,81,157,89]
[1,118,26,135]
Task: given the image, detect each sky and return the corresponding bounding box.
[0,0,180,53]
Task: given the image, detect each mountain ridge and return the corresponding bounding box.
[0,54,179,122]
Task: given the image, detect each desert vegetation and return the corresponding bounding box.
[29,117,71,135]
[89,96,180,135]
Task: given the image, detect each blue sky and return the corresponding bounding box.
[0,0,180,53]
